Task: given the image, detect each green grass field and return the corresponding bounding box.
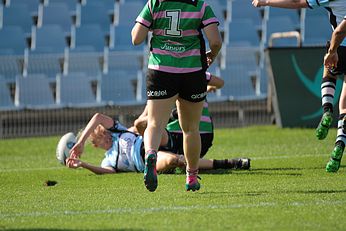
[1,125,346,231]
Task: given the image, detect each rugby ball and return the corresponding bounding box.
[56,132,77,165]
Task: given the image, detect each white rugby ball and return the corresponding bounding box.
[56,132,77,165]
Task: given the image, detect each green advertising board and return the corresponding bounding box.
[266,47,342,128]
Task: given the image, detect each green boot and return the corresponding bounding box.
[326,144,344,173]
[316,111,333,140]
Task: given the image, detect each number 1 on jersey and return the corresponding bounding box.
[165,10,182,37]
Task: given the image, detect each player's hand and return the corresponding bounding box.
[206,50,216,66]
[252,0,267,7]
[207,85,217,93]
[324,52,338,71]
[69,142,84,159]
[66,158,82,169]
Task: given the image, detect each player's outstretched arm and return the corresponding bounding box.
[66,157,116,174]
[70,113,114,158]
[252,0,308,9]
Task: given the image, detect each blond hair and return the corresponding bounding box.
[89,125,111,147]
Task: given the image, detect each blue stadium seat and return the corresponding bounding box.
[106,50,143,73]
[48,0,78,12]
[80,2,111,33]
[0,26,27,55]
[84,0,115,11]
[231,0,262,26]
[220,65,257,100]
[14,74,56,109]
[32,25,68,53]
[0,55,23,83]
[2,4,34,34]
[303,15,332,46]
[9,0,41,15]
[228,19,260,47]
[65,51,103,78]
[73,24,105,52]
[224,46,259,73]
[25,52,64,80]
[40,3,73,35]
[101,71,142,105]
[268,7,300,28]
[56,73,99,107]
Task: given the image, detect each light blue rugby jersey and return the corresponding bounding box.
[101,123,145,173]
[306,0,346,46]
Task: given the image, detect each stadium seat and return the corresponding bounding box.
[0,76,15,109]
[56,73,99,107]
[80,1,112,33]
[0,55,23,83]
[224,46,259,73]
[73,24,106,52]
[228,19,260,47]
[14,74,56,109]
[220,65,257,100]
[2,4,34,34]
[25,51,64,80]
[40,3,73,35]
[84,0,115,11]
[231,0,262,26]
[303,15,332,46]
[100,71,142,105]
[31,25,68,53]
[48,0,78,12]
[105,50,143,73]
[65,50,103,78]
[9,0,41,15]
[0,26,27,55]
[268,7,300,28]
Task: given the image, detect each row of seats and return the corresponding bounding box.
[0,71,143,110]
[0,69,263,110]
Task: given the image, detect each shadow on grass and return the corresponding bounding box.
[230,168,303,176]
[293,189,346,194]
[177,167,304,176]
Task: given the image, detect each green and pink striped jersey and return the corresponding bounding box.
[136,0,219,73]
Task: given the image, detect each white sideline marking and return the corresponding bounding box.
[0,154,328,173]
[1,200,345,219]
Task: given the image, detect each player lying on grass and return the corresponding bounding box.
[66,72,250,174]
[66,112,250,174]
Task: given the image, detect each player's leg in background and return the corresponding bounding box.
[316,67,337,140]
[326,74,346,172]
